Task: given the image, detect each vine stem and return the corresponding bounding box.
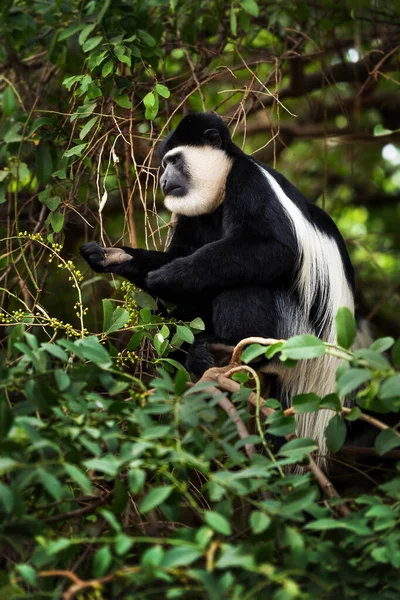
[1,235,85,337]
[224,364,285,477]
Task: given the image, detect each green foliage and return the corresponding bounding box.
[1,0,400,596]
[0,314,399,598]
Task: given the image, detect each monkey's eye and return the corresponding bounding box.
[163,153,181,169]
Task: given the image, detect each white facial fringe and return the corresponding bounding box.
[163,146,233,217]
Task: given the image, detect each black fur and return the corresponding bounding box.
[80,112,355,377]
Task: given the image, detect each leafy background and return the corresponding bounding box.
[1,1,400,598]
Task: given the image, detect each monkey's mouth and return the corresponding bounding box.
[163,184,186,197]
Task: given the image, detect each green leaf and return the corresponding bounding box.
[41,342,68,361]
[4,124,23,144]
[292,393,321,413]
[53,169,67,179]
[133,290,158,310]
[265,398,282,409]
[2,86,17,116]
[114,92,132,109]
[102,59,114,77]
[336,307,356,349]
[128,469,146,494]
[102,299,113,333]
[54,369,70,391]
[161,547,202,568]
[29,116,52,136]
[336,368,372,397]
[15,564,37,586]
[156,84,170,98]
[116,52,131,67]
[93,546,112,578]
[0,482,13,513]
[204,510,232,535]
[97,0,111,22]
[80,116,99,140]
[154,332,165,355]
[104,306,130,335]
[100,509,121,531]
[0,183,6,204]
[354,349,390,369]
[0,458,18,475]
[78,336,112,368]
[266,412,296,436]
[83,36,103,53]
[230,5,237,35]
[143,91,159,120]
[282,335,326,360]
[79,23,97,45]
[241,343,267,363]
[43,196,61,211]
[281,486,318,515]
[47,212,64,233]
[278,437,317,458]
[241,0,259,17]
[371,547,390,563]
[250,511,271,534]
[142,425,171,440]
[379,375,400,399]
[189,317,205,331]
[320,393,342,411]
[114,534,132,555]
[231,371,250,383]
[216,544,255,569]
[176,325,194,344]
[0,400,13,441]
[345,406,361,421]
[140,308,152,324]
[375,429,400,455]
[369,337,394,353]
[64,143,87,158]
[138,29,157,47]
[265,342,284,359]
[143,91,155,109]
[59,23,83,41]
[142,545,164,569]
[84,456,121,476]
[64,463,92,493]
[37,468,64,501]
[306,519,371,535]
[392,339,400,368]
[140,485,173,512]
[325,414,346,452]
[63,75,85,91]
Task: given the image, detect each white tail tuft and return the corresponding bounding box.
[257,166,354,466]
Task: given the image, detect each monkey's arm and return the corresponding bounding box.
[80,242,177,289]
[146,235,297,298]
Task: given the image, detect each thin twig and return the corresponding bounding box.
[44,493,111,524]
[200,371,255,460]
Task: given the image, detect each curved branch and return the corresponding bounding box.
[230,336,284,365]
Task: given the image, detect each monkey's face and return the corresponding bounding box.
[160,146,232,217]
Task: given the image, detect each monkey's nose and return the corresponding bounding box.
[160,172,182,196]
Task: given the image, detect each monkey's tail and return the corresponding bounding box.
[261,313,373,469]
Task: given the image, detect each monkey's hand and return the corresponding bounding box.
[80,242,132,273]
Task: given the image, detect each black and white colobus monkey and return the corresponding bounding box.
[81,112,369,462]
